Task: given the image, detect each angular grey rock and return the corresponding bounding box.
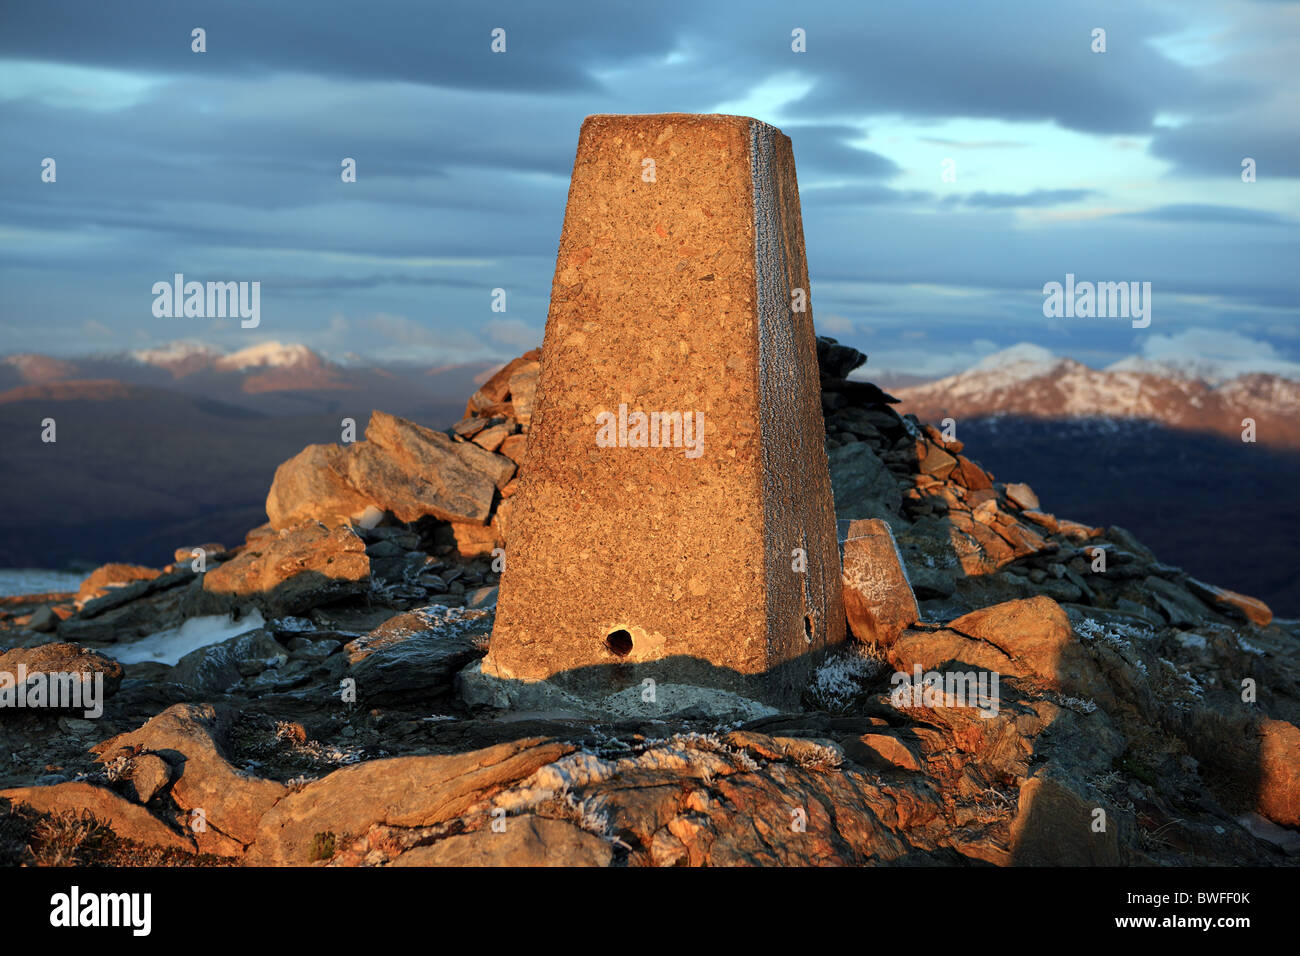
[169,629,289,695]
[827,442,903,520]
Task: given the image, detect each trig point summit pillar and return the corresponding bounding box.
[486,113,845,708]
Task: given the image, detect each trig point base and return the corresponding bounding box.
[485,113,845,708]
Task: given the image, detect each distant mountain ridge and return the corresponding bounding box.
[892,343,1300,448]
[0,340,502,419]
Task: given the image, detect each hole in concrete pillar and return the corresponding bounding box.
[605,629,634,656]
[803,614,814,644]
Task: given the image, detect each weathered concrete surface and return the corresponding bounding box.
[487,114,844,707]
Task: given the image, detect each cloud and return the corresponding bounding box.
[1133,327,1300,380]
[955,189,1094,208]
[1121,204,1294,226]
[486,318,542,350]
[814,314,857,336]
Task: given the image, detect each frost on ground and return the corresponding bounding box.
[106,610,267,665]
[807,643,888,711]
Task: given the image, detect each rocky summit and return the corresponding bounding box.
[1,337,1297,867]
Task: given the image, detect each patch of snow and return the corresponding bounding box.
[106,610,266,666]
[215,341,314,370]
[130,340,222,366]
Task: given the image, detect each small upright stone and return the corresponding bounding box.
[841,518,919,647]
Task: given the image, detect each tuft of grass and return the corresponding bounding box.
[309,831,337,862]
[29,810,113,866]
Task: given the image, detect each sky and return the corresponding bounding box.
[1,0,1297,379]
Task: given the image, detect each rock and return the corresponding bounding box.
[841,518,919,648]
[344,606,490,705]
[466,349,541,419]
[1004,482,1040,511]
[266,443,374,530]
[26,605,57,632]
[816,336,868,379]
[471,423,511,452]
[76,566,193,618]
[0,643,124,705]
[1009,773,1119,865]
[507,362,541,426]
[916,442,957,480]
[168,628,289,694]
[845,733,923,771]
[891,597,1110,706]
[200,523,370,617]
[499,433,529,464]
[1185,579,1272,628]
[459,659,776,722]
[77,563,161,604]
[452,416,490,438]
[828,442,903,519]
[93,703,286,848]
[1105,525,1156,563]
[57,583,191,644]
[1143,576,1210,627]
[0,781,193,852]
[466,586,500,609]
[1256,719,1300,827]
[348,411,513,524]
[126,753,172,804]
[246,738,573,865]
[449,521,500,558]
[951,455,993,490]
[393,814,612,867]
[172,542,228,565]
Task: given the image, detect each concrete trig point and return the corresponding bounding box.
[486,113,845,708]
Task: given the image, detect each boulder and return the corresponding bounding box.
[93,703,286,848]
[0,643,125,704]
[841,518,919,647]
[507,362,541,426]
[1004,482,1040,511]
[266,443,374,530]
[891,596,1110,705]
[815,336,868,379]
[200,523,370,617]
[77,564,161,604]
[1009,773,1120,865]
[1256,719,1300,827]
[465,349,541,418]
[916,442,957,480]
[168,628,289,695]
[344,606,490,704]
[348,411,511,524]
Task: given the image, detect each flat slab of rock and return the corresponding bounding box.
[246,738,573,865]
[200,523,370,617]
[0,781,193,853]
[93,703,286,848]
[392,814,612,867]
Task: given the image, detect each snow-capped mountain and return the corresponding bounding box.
[213,341,319,371]
[0,339,500,421]
[895,343,1300,447]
